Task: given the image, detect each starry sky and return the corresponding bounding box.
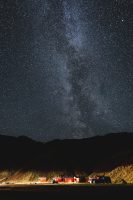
[0,0,133,141]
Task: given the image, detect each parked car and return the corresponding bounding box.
[88,176,111,184]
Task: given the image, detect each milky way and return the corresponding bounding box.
[0,0,133,141]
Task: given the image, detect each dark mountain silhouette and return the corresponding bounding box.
[0,133,133,173]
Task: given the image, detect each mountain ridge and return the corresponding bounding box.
[0,132,133,173]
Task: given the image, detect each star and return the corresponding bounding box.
[0,0,132,141]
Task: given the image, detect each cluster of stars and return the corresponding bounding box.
[0,0,132,141]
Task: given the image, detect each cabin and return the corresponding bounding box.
[38,177,47,183]
[64,177,79,183]
[52,176,79,183]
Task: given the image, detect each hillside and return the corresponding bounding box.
[0,133,133,182]
[90,164,133,183]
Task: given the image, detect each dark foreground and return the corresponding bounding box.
[0,184,133,199]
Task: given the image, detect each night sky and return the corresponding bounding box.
[0,0,133,141]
